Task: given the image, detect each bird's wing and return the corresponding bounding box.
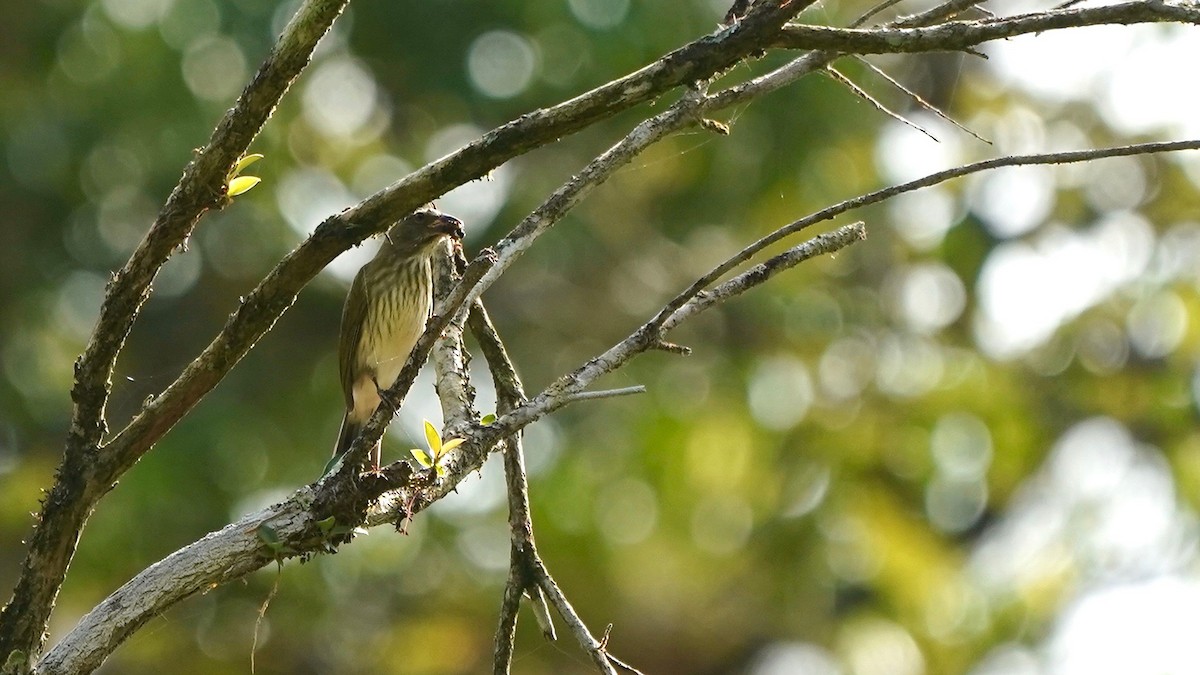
[337,269,368,409]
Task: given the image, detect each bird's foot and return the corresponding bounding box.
[372,376,401,411]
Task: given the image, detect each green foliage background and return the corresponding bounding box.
[2,0,1199,673]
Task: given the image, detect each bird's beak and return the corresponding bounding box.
[434,214,465,240]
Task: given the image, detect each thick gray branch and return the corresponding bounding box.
[34,493,319,675]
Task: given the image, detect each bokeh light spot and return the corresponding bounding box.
[931,413,993,481]
[818,336,876,401]
[1083,155,1148,213]
[750,642,843,675]
[747,354,813,430]
[890,262,966,335]
[970,165,1054,238]
[467,30,537,99]
[974,213,1156,359]
[302,56,386,140]
[535,24,589,87]
[595,478,659,545]
[56,18,121,84]
[55,272,106,342]
[181,35,247,102]
[887,187,958,251]
[101,0,172,30]
[1048,577,1200,675]
[568,0,630,29]
[158,0,219,50]
[350,154,413,198]
[839,618,925,675]
[875,334,943,398]
[875,115,964,185]
[1126,291,1187,359]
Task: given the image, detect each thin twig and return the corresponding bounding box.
[850,0,907,28]
[563,386,648,403]
[852,55,990,144]
[707,0,997,113]
[469,304,563,667]
[664,222,866,329]
[825,66,939,141]
[646,139,1200,337]
[528,555,627,675]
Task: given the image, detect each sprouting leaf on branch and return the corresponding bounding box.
[227,176,261,196]
[409,419,462,478]
[226,153,264,197]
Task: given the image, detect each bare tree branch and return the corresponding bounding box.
[825,66,940,141]
[663,222,867,330]
[774,0,1200,54]
[564,386,648,403]
[851,55,990,144]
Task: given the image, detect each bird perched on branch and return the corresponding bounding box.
[334,207,464,469]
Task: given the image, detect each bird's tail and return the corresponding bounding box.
[333,413,359,459]
[333,414,382,470]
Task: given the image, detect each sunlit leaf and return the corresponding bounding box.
[441,438,465,453]
[410,448,432,467]
[423,419,441,455]
[233,153,264,175]
[227,175,261,196]
[481,414,496,425]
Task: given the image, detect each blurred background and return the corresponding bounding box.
[2,0,1200,673]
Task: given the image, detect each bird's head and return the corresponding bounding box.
[383,207,464,255]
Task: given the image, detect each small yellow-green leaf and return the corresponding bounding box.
[227,175,261,196]
[317,516,336,535]
[423,419,441,454]
[233,153,264,175]
[410,448,432,467]
[441,438,465,453]
[481,413,496,425]
[434,463,448,478]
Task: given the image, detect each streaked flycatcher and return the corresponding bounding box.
[334,207,464,468]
